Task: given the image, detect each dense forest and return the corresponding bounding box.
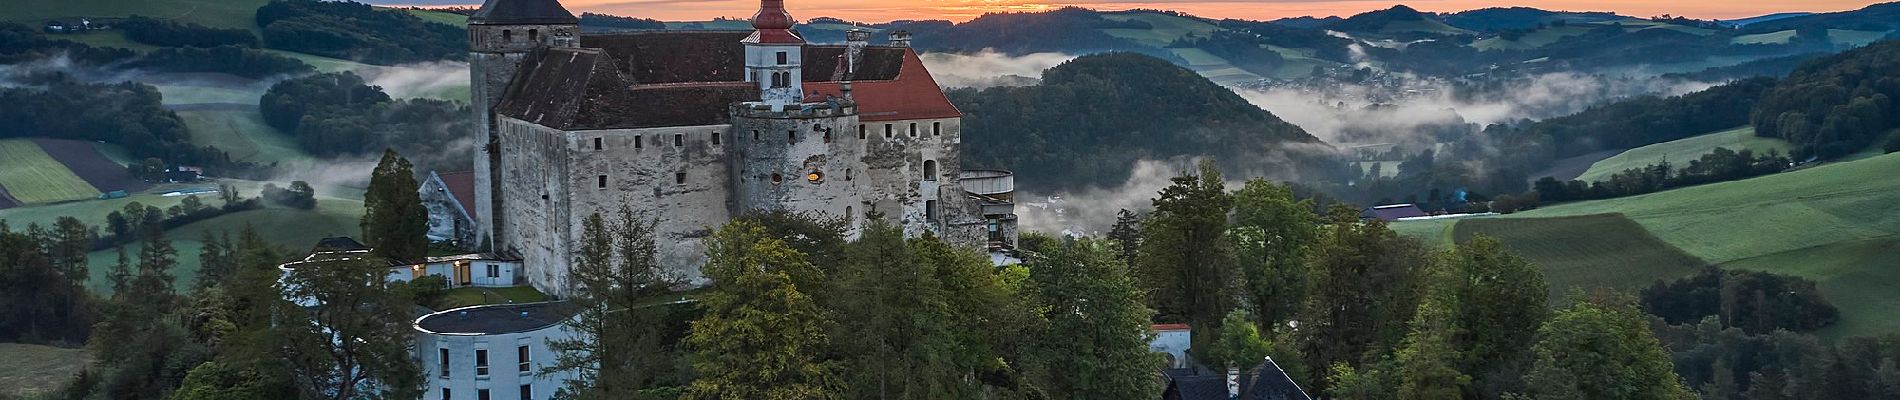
[1752,39,1900,159]
[119,15,258,49]
[951,53,1338,190]
[1494,77,1778,170]
[0,76,232,171]
[258,72,472,170]
[883,8,1185,63]
[0,23,308,78]
[255,0,466,65]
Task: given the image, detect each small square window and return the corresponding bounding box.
[597,175,607,189]
[676,172,687,185]
[593,137,602,150]
[674,134,683,146]
[788,130,797,143]
[635,136,643,149]
[776,51,788,65]
[478,389,490,400]
[712,132,721,145]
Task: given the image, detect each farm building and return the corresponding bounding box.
[164,166,203,183]
[1362,204,1428,221]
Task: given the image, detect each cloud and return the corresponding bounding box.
[1015,158,1192,237]
[361,61,471,100]
[920,50,1074,89]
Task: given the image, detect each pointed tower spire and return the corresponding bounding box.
[743,0,804,44]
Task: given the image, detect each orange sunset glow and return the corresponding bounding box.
[541,0,1881,23]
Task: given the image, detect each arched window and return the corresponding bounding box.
[769,72,782,88]
[922,160,937,181]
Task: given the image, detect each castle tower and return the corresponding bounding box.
[467,0,577,250]
[742,0,805,110]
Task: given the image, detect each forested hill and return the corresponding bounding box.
[951,53,1337,191]
[1752,39,1900,159]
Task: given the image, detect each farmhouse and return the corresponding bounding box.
[1361,203,1428,221]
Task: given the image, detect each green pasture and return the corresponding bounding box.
[402,8,467,26]
[1452,214,1708,304]
[154,83,260,105]
[1732,30,1797,45]
[1099,12,1220,47]
[177,109,312,163]
[1472,25,1593,50]
[0,140,101,204]
[1577,126,1794,183]
[84,197,365,293]
[444,286,550,309]
[0,343,90,397]
[0,0,269,30]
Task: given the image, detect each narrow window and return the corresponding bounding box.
[858,124,866,139]
[926,200,939,221]
[753,130,760,141]
[592,137,602,150]
[475,349,489,376]
[770,72,782,88]
[923,160,937,181]
[846,206,854,221]
[845,168,852,181]
[776,51,788,65]
[823,130,832,143]
[788,130,797,143]
[676,172,686,185]
[597,175,606,189]
[712,132,721,145]
[635,135,643,149]
[442,388,451,400]
[439,349,450,378]
[517,345,531,372]
[502,29,512,42]
[478,389,490,400]
[884,124,893,138]
[520,385,533,400]
[529,29,538,41]
[674,133,683,147]
[909,123,917,137]
[933,122,941,136]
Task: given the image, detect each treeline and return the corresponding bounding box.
[1169,30,1288,77]
[952,52,1337,191]
[1521,147,1791,208]
[0,220,95,347]
[0,23,310,78]
[120,15,258,48]
[1115,161,1684,398]
[578,12,665,30]
[258,72,471,165]
[0,76,237,172]
[1494,77,1778,167]
[885,8,1172,57]
[1753,39,1900,159]
[255,0,466,65]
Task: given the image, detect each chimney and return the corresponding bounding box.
[888,30,912,48]
[845,28,869,75]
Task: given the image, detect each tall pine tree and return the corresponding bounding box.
[360,149,428,260]
[685,221,840,400]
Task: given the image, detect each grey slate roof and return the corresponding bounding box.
[469,0,578,25]
[415,302,574,335]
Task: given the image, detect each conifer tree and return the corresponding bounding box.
[360,149,428,260]
[1134,159,1235,362]
[549,209,688,399]
[685,221,840,400]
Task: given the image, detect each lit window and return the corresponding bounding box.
[807,170,824,183]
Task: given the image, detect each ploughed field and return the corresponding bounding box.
[0,139,154,208]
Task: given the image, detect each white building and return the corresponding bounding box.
[1151,323,1193,369]
[388,253,526,288]
[415,302,579,400]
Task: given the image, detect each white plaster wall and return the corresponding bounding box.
[566,125,735,286]
[417,324,578,400]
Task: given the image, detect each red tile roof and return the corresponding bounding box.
[1152,323,1192,331]
[437,170,479,221]
[806,48,962,122]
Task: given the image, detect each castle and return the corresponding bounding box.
[428,0,1020,295]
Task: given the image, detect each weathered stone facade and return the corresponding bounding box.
[466,0,1018,295]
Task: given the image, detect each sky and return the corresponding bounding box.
[382,0,1882,23]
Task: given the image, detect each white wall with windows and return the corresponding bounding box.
[416,311,577,400]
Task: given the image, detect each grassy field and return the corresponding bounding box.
[444,286,549,309]
[154,84,261,105]
[1732,30,1798,45]
[1472,25,1594,50]
[0,0,269,30]
[402,8,467,26]
[84,197,365,293]
[1099,12,1220,48]
[177,109,312,163]
[264,50,373,73]
[1728,29,1889,46]
[1577,126,1794,183]
[0,140,101,204]
[0,343,89,397]
[1452,214,1708,304]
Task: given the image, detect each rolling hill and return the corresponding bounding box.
[1576,126,1794,183]
[1396,152,1900,339]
